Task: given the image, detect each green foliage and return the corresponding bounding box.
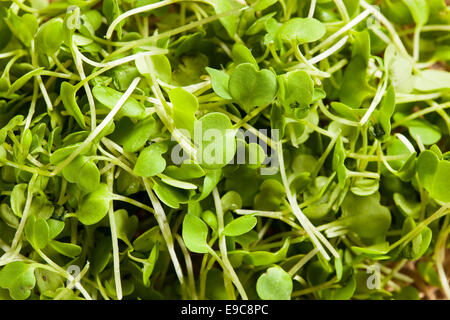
[0,0,448,302]
[256,266,293,300]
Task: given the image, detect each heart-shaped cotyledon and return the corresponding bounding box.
[228,63,278,113]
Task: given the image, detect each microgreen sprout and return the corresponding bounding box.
[0,0,449,302]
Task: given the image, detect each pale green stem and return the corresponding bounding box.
[10,174,37,251]
[107,169,123,300]
[413,26,421,62]
[143,179,185,285]
[175,234,197,300]
[277,141,339,260]
[308,0,316,18]
[288,248,319,276]
[311,9,371,54]
[213,187,248,300]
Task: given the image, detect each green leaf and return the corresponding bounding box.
[413,70,450,92]
[254,0,277,11]
[407,119,441,145]
[385,44,414,93]
[49,143,84,165]
[164,162,205,180]
[430,160,450,202]
[133,226,162,252]
[223,215,257,236]
[182,213,209,253]
[220,191,242,213]
[6,67,46,98]
[135,54,172,83]
[92,85,145,119]
[114,209,138,247]
[206,67,232,100]
[111,116,158,153]
[195,169,222,201]
[0,262,36,300]
[0,204,19,228]
[103,0,122,38]
[279,18,325,44]
[403,0,429,26]
[134,142,168,177]
[6,11,38,47]
[60,82,86,129]
[339,31,374,108]
[372,85,396,142]
[351,178,379,196]
[278,70,314,111]
[341,192,391,241]
[169,87,199,136]
[47,219,65,240]
[394,193,420,219]
[0,9,12,50]
[417,150,439,190]
[332,136,348,188]
[254,179,285,211]
[35,269,63,295]
[231,43,258,67]
[246,12,276,35]
[207,0,244,37]
[77,184,111,225]
[229,63,277,113]
[35,18,64,56]
[49,240,82,258]
[142,242,159,286]
[25,216,49,249]
[201,210,218,231]
[401,217,432,260]
[194,112,236,169]
[153,180,190,209]
[11,184,27,218]
[256,266,293,300]
[62,156,100,192]
[322,276,356,300]
[158,174,198,190]
[243,238,290,266]
[351,242,390,255]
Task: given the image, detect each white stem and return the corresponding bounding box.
[277,141,337,260]
[395,133,416,153]
[213,188,248,300]
[144,179,185,286]
[413,26,421,62]
[308,35,349,65]
[71,43,97,129]
[311,9,371,54]
[308,0,316,18]
[288,248,319,276]
[106,0,178,39]
[369,25,391,44]
[360,0,409,57]
[107,169,123,300]
[360,75,388,125]
[75,45,167,68]
[422,25,450,32]
[175,235,197,299]
[10,175,37,251]
[437,246,450,299]
[333,0,350,22]
[396,92,442,104]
